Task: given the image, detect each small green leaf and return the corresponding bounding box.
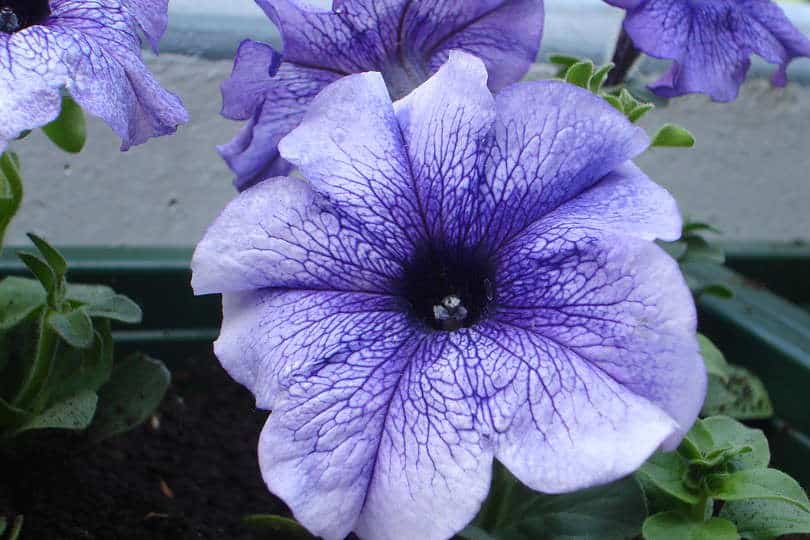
[603,94,624,112]
[67,284,142,324]
[698,335,730,382]
[17,252,54,295]
[0,515,23,540]
[15,390,98,434]
[681,236,726,264]
[627,103,655,123]
[27,234,67,280]
[242,515,317,539]
[88,353,170,443]
[683,222,722,235]
[0,277,46,331]
[565,61,595,88]
[41,96,86,154]
[48,308,94,349]
[548,54,582,68]
[681,418,716,458]
[695,284,734,299]
[49,321,114,403]
[588,63,614,93]
[702,417,769,470]
[642,512,738,540]
[707,469,810,511]
[0,152,23,250]
[637,452,700,505]
[651,124,696,148]
[702,366,774,421]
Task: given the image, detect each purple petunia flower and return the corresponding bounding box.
[606,0,810,101]
[218,0,545,191]
[0,0,188,153]
[193,52,706,540]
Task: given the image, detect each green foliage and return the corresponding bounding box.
[0,238,167,448]
[639,416,810,540]
[551,56,695,148]
[698,335,773,420]
[0,515,24,540]
[41,96,87,154]
[460,463,648,540]
[0,152,23,251]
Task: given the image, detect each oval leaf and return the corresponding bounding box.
[48,308,94,349]
[0,277,46,331]
[41,96,87,154]
[88,353,170,443]
[651,124,696,148]
[707,468,810,512]
[15,390,98,434]
[243,515,317,539]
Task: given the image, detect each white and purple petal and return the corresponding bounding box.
[610,0,810,101]
[222,0,544,190]
[0,0,187,150]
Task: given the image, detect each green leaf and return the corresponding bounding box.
[603,94,623,112]
[681,418,716,458]
[17,252,54,295]
[637,452,700,505]
[27,234,67,280]
[242,515,317,539]
[474,466,648,540]
[695,284,734,299]
[48,321,114,404]
[642,512,738,540]
[14,390,98,434]
[589,63,614,93]
[564,61,595,88]
[0,152,23,250]
[700,416,769,470]
[707,469,810,511]
[651,124,696,148]
[628,103,656,123]
[721,495,810,539]
[48,308,94,349]
[702,366,774,421]
[41,96,86,154]
[0,277,46,331]
[698,335,730,382]
[683,222,722,235]
[67,284,142,324]
[681,236,726,265]
[88,353,170,443]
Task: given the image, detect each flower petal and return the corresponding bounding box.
[255,324,493,540]
[278,71,426,253]
[393,51,496,246]
[423,0,544,92]
[494,227,704,451]
[219,40,340,190]
[482,80,650,249]
[540,162,683,242]
[121,0,169,51]
[1,1,187,149]
[191,176,405,295]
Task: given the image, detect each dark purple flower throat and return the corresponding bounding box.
[0,0,50,33]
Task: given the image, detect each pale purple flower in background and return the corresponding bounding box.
[193,52,705,540]
[0,0,188,153]
[218,0,545,191]
[606,0,810,101]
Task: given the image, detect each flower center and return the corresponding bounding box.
[400,246,496,332]
[0,0,50,33]
[381,54,430,101]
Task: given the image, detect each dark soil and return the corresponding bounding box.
[1,357,289,539]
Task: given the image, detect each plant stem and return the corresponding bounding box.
[11,310,58,410]
[691,496,710,522]
[605,27,642,87]
[0,151,24,252]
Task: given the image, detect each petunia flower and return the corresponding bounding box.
[0,0,188,153]
[606,0,810,101]
[218,0,545,191]
[193,52,706,540]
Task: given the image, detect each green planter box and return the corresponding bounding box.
[2,243,809,486]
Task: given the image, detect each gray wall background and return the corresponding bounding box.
[6,0,810,246]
